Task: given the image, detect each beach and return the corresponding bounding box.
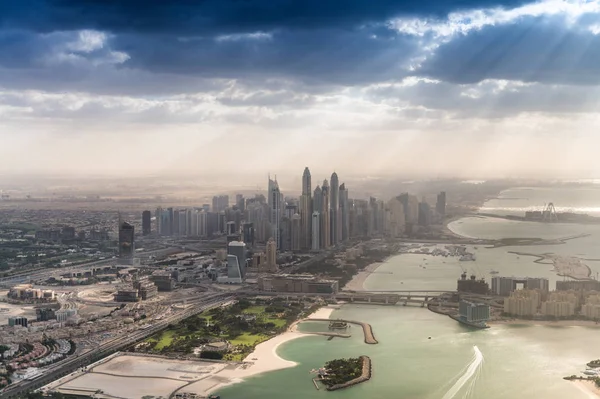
[202,306,336,395]
[573,380,600,398]
[489,319,600,328]
[343,262,383,291]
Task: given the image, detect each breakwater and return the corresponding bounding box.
[326,355,372,391]
[300,318,378,344]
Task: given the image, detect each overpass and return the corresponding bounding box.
[240,289,453,306]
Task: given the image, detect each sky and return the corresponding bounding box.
[2,0,600,181]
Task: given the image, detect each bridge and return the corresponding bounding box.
[241,289,452,306]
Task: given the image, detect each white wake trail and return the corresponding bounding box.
[441,346,484,399]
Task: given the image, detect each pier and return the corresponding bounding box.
[300,318,378,344]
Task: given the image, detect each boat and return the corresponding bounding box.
[459,254,476,261]
[490,270,499,275]
[583,369,599,376]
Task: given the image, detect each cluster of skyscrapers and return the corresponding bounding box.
[140,168,447,254]
[267,168,351,251]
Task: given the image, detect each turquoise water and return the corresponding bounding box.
[218,187,600,399]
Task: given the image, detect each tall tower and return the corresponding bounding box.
[321,179,331,249]
[339,183,349,242]
[142,210,151,236]
[311,212,320,251]
[300,167,312,250]
[268,175,282,249]
[118,220,135,259]
[291,213,301,251]
[266,237,278,272]
[330,172,340,245]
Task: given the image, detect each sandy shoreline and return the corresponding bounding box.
[489,319,600,328]
[343,262,384,291]
[573,380,600,398]
[207,306,336,394]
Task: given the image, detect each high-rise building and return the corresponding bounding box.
[311,212,320,251]
[418,200,431,227]
[339,183,349,242]
[142,210,151,236]
[492,277,549,296]
[178,210,187,236]
[300,167,312,250]
[330,172,340,245]
[385,198,405,237]
[118,220,135,259]
[321,180,331,249]
[291,213,301,251]
[268,176,282,249]
[243,222,255,247]
[436,191,447,218]
[265,237,278,273]
[167,207,174,236]
[173,209,180,236]
[236,194,245,212]
[154,207,162,235]
[459,300,490,324]
[227,241,247,280]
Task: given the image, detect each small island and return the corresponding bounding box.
[316,356,372,391]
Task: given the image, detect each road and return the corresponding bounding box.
[0,293,234,399]
[0,248,182,287]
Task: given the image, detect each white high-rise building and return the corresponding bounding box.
[300,167,312,250]
[268,176,282,249]
[330,172,339,245]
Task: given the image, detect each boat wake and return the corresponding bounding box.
[441,346,484,399]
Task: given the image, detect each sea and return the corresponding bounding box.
[218,186,600,399]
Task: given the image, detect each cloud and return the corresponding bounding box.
[365,78,600,117]
[0,0,532,35]
[417,13,600,85]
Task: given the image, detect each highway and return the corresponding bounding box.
[0,248,183,287]
[0,293,234,399]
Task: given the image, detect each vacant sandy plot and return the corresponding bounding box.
[60,373,186,398]
[92,355,228,380]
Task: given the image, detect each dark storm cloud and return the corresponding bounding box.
[0,0,532,35]
[113,28,417,85]
[418,15,600,85]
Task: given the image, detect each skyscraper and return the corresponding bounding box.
[321,179,331,249]
[265,237,278,273]
[436,191,447,218]
[300,167,312,250]
[268,175,282,249]
[118,220,135,259]
[339,183,349,242]
[291,213,301,251]
[154,207,162,236]
[330,172,340,245]
[386,198,405,237]
[142,210,151,236]
[312,212,320,251]
[418,199,432,226]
